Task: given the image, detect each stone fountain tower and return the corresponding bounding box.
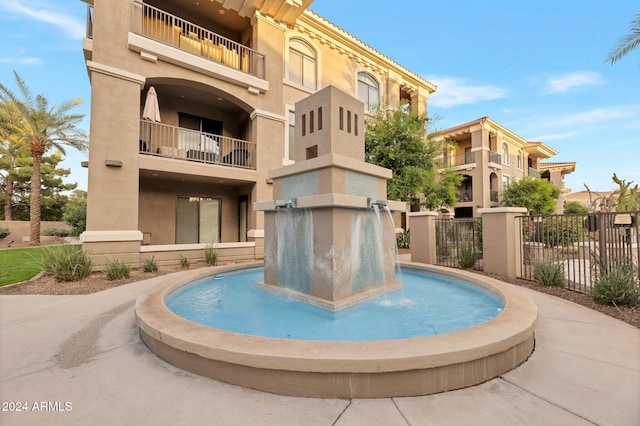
[255,86,403,311]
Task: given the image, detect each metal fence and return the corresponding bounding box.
[435,218,483,271]
[518,211,640,293]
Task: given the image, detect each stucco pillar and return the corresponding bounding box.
[408,211,438,264]
[82,63,145,267]
[386,72,401,110]
[410,87,429,116]
[478,207,527,278]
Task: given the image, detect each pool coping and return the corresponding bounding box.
[135,261,537,398]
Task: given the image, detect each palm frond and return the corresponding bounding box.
[605,13,640,64]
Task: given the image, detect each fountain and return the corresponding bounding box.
[254,85,403,311]
[135,87,537,398]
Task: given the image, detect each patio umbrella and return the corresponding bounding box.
[142,86,161,151]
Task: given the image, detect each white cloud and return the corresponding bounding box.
[0,0,85,39]
[0,57,41,64]
[426,76,507,108]
[543,105,640,128]
[542,71,604,95]
[530,131,577,141]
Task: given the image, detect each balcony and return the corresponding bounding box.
[490,190,499,202]
[457,189,473,202]
[529,167,540,177]
[443,151,476,171]
[139,121,256,170]
[130,2,266,81]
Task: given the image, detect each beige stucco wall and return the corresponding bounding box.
[83,0,435,262]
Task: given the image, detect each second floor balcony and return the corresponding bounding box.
[130,2,266,81]
[140,120,256,170]
[443,151,475,169]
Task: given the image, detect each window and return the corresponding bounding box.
[502,142,509,165]
[502,175,510,188]
[287,110,295,161]
[289,39,316,90]
[517,150,523,169]
[357,72,379,112]
[176,196,221,244]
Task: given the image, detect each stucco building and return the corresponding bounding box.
[431,117,575,217]
[80,0,436,265]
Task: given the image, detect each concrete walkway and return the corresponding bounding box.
[1,273,638,426]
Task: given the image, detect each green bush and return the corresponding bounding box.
[62,203,86,237]
[458,237,477,269]
[591,265,640,306]
[537,216,584,247]
[180,255,190,269]
[0,227,10,241]
[396,230,410,249]
[42,227,71,238]
[39,245,92,282]
[143,256,158,272]
[204,244,218,266]
[104,258,131,280]
[533,254,565,287]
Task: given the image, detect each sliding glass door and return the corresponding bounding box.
[176,196,221,244]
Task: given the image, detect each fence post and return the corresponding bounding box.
[478,207,527,278]
[408,211,438,264]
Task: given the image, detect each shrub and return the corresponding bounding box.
[143,256,158,272]
[204,244,218,266]
[396,230,410,249]
[591,265,640,306]
[63,203,86,237]
[536,216,584,247]
[180,255,190,269]
[42,227,71,238]
[458,237,477,269]
[39,245,92,282]
[0,227,10,241]
[104,258,131,280]
[532,254,565,287]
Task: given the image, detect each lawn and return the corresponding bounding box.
[0,247,46,286]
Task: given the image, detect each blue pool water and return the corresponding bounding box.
[166,267,504,341]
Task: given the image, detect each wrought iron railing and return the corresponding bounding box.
[489,150,502,164]
[457,189,473,202]
[490,190,499,202]
[139,120,256,170]
[86,4,94,39]
[518,211,640,293]
[444,151,475,167]
[131,2,266,79]
[435,218,483,271]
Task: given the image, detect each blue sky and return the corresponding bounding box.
[1,0,638,193]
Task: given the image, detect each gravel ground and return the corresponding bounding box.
[1,262,638,329]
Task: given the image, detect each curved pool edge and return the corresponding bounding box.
[135,261,537,398]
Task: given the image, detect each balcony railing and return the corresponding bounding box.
[86,4,94,39]
[131,2,265,79]
[489,150,502,164]
[444,151,475,167]
[457,189,473,202]
[529,167,539,177]
[140,120,256,170]
[490,190,499,202]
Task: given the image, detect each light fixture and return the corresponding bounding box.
[105,160,123,167]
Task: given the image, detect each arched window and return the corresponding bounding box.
[289,39,316,90]
[502,142,509,165]
[357,72,379,112]
[517,150,522,169]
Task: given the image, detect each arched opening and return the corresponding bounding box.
[490,172,499,202]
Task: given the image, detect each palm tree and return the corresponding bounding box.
[605,12,640,64]
[0,71,88,245]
